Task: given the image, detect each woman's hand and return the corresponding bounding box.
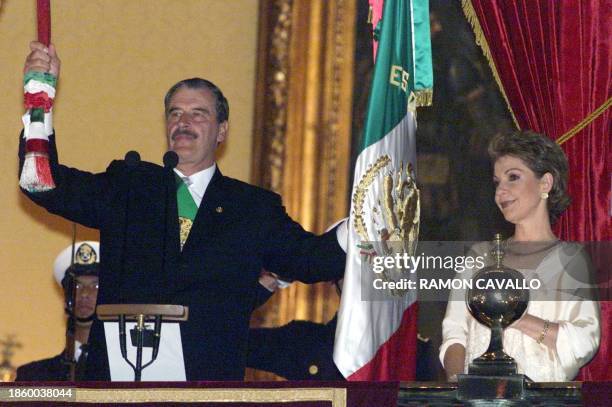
[443,343,466,381]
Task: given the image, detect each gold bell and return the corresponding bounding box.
[215,206,223,213]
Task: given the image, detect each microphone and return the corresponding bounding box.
[163,151,178,169]
[124,150,141,167]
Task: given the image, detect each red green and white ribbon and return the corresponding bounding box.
[19,0,55,192]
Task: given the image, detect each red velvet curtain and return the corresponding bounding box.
[468,0,611,380]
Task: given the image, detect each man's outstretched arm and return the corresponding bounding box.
[19,42,110,229]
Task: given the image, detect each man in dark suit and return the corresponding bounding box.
[20,42,346,381]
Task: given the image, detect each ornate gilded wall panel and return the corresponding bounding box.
[249,0,355,380]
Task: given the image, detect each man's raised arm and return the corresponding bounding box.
[19,43,110,229]
[19,41,61,192]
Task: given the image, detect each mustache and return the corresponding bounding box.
[171,129,198,140]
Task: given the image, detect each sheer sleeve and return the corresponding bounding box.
[554,246,601,377]
[555,299,600,379]
[439,242,489,369]
[439,286,470,368]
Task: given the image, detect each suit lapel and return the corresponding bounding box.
[165,168,182,265]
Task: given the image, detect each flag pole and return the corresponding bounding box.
[37,0,51,46]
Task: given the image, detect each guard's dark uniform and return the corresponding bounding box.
[15,354,67,382]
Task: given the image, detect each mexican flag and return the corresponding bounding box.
[333,0,432,380]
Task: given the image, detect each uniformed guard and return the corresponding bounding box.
[15,241,100,381]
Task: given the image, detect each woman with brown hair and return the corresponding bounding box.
[439,131,600,382]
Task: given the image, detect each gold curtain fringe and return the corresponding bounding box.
[556,97,611,145]
[460,1,610,145]
[460,0,520,129]
[415,88,433,107]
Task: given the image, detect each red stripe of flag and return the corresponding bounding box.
[348,302,418,381]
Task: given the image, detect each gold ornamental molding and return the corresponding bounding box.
[252,0,354,230]
[249,0,356,380]
[75,387,347,405]
[321,0,353,227]
[252,0,294,194]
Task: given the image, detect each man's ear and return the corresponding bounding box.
[217,121,229,143]
[541,172,553,193]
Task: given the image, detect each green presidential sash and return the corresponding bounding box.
[176,175,197,249]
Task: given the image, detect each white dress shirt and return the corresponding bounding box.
[174,164,216,208]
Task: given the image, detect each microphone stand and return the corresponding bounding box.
[98,305,187,382]
[112,152,176,381]
[162,151,178,281]
[117,314,163,381]
[62,270,77,381]
[114,150,151,380]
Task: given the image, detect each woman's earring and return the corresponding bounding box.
[541,192,549,200]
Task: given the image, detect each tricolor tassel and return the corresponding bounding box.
[19,111,55,192]
[20,1,56,192]
[20,153,54,192]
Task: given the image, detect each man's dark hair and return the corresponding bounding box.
[164,78,229,123]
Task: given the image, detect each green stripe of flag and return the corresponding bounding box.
[361,0,433,150]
